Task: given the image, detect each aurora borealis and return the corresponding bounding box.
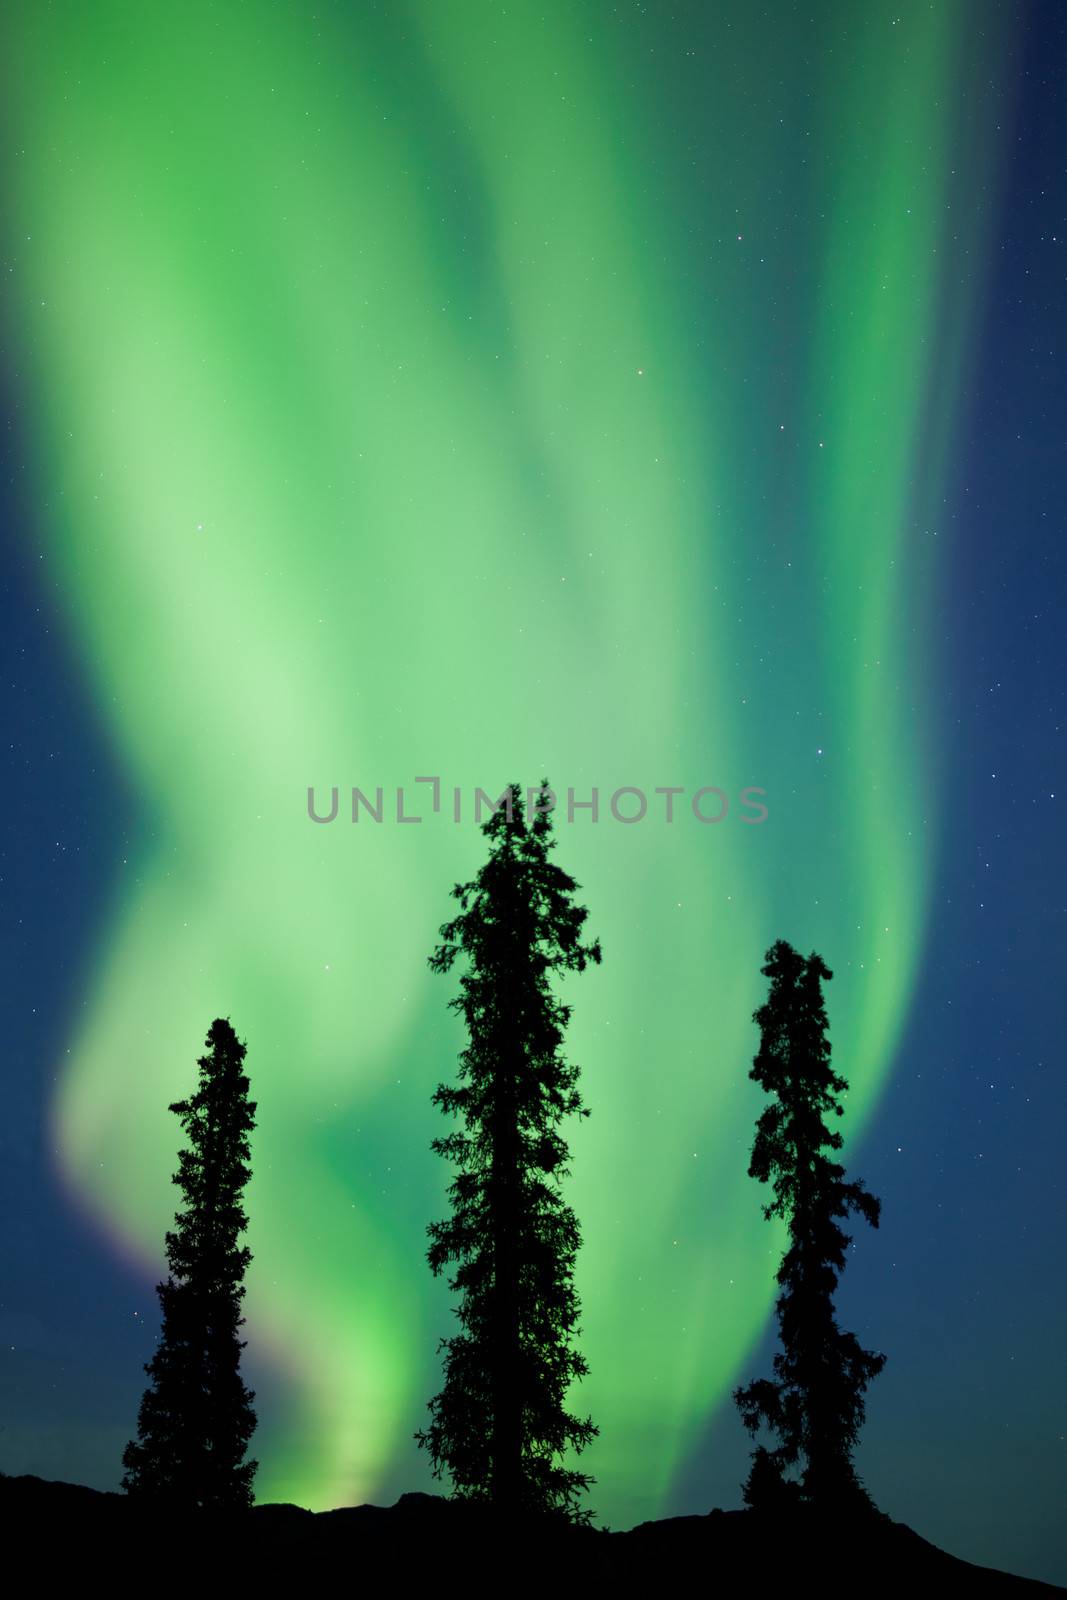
[3,0,1065,1584]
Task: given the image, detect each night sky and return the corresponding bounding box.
[1,0,1064,1586]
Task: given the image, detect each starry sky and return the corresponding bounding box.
[1,0,1064,1585]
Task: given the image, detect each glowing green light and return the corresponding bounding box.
[3,0,1010,1523]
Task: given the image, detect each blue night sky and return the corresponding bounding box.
[1,1,1064,1586]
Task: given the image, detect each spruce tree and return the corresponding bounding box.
[417,781,601,1523]
[734,940,886,1511]
[123,1017,258,1509]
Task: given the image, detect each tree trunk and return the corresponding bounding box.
[491,1050,523,1515]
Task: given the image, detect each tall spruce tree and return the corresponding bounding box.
[123,1017,258,1509]
[417,781,601,1523]
[734,940,886,1511]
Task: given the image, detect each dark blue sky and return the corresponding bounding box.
[682,8,1067,1579]
[1,0,1064,1586]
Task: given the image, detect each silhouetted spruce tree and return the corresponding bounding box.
[417,781,601,1523]
[734,940,886,1511]
[123,1017,258,1509]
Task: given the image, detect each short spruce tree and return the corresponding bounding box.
[417,781,601,1523]
[735,940,886,1511]
[123,1017,258,1509]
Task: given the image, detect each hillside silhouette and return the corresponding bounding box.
[0,1472,1061,1592]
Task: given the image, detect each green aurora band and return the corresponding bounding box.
[4,1,1013,1523]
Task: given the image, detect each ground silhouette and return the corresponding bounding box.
[0,1472,1061,1592]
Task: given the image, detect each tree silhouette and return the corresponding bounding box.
[734,940,886,1511]
[123,1017,258,1509]
[417,781,601,1523]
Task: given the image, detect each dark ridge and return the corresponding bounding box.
[1,1473,1060,1592]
